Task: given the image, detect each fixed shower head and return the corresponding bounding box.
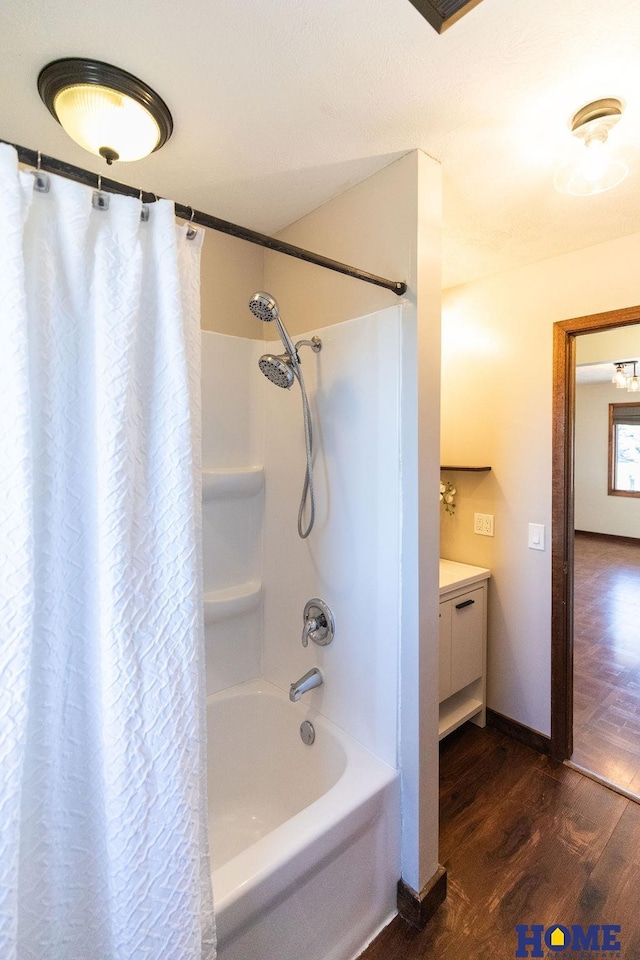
[258,353,295,389]
[249,291,298,362]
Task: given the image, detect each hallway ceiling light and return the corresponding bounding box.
[613,362,629,388]
[554,98,627,197]
[38,58,173,165]
[611,361,640,392]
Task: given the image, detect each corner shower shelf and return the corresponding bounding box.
[202,466,264,501]
[203,581,262,625]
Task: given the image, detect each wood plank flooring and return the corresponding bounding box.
[572,532,640,793]
[358,724,640,960]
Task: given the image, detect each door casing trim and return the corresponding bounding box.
[551,304,640,761]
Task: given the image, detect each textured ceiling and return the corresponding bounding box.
[2,0,640,288]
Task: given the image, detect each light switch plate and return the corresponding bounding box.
[528,523,545,550]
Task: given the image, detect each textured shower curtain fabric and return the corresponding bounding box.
[0,144,215,960]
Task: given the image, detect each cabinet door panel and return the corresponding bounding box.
[439,600,452,702]
[450,588,483,694]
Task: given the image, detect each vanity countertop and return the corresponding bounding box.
[439,558,490,595]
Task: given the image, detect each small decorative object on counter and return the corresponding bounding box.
[440,480,456,515]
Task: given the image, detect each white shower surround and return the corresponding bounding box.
[201,304,407,959]
[202,307,404,757]
[201,332,264,694]
[261,307,403,765]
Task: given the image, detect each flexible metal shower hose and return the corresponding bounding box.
[296,370,315,539]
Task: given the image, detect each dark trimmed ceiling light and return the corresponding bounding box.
[38,58,173,164]
[555,97,627,196]
[406,0,485,34]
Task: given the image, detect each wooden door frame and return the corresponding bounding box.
[551,303,640,761]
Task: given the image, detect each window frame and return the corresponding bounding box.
[608,401,640,498]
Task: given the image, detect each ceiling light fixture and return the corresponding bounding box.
[611,361,640,392]
[38,58,173,165]
[613,362,629,388]
[554,97,627,197]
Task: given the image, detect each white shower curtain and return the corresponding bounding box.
[0,144,215,960]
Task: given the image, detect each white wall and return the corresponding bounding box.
[264,155,420,335]
[200,231,265,338]
[577,326,640,365]
[575,380,640,537]
[441,230,640,737]
[411,151,442,894]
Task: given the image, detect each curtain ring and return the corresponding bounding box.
[140,188,150,222]
[92,173,109,210]
[31,152,50,193]
[186,207,198,240]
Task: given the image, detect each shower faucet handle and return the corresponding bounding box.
[302,598,335,647]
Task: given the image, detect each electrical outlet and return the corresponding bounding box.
[474,513,494,537]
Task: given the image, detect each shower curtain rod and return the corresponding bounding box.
[4,139,408,297]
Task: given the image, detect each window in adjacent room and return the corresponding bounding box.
[609,402,640,496]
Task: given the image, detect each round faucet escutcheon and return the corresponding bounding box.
[301,598,335,647]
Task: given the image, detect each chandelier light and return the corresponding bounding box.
[38,58,173,165]
[554,98,627,197]
[613,362,629,388]
[611,361,640,392]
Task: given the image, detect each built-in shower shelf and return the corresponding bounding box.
[202,466,264,501]
[203,581,262,625]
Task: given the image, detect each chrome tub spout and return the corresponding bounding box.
[289,667,323,702]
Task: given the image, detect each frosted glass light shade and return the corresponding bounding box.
[53,84,161,162]
[566,158,627,197]
[554,144,628,197]
[554,97,628,197]
[615,367,629,388]
[38,59,173,164]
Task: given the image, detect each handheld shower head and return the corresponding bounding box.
[249,291,298,360]
[248,291,320,538]
[248,292,279,323]
[258,353,295,389]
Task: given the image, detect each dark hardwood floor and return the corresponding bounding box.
[359,723,640,960]
[572,532,640,793]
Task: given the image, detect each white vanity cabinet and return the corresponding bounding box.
[438,559,490,741]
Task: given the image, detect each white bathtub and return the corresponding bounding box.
[207,679,400,960]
